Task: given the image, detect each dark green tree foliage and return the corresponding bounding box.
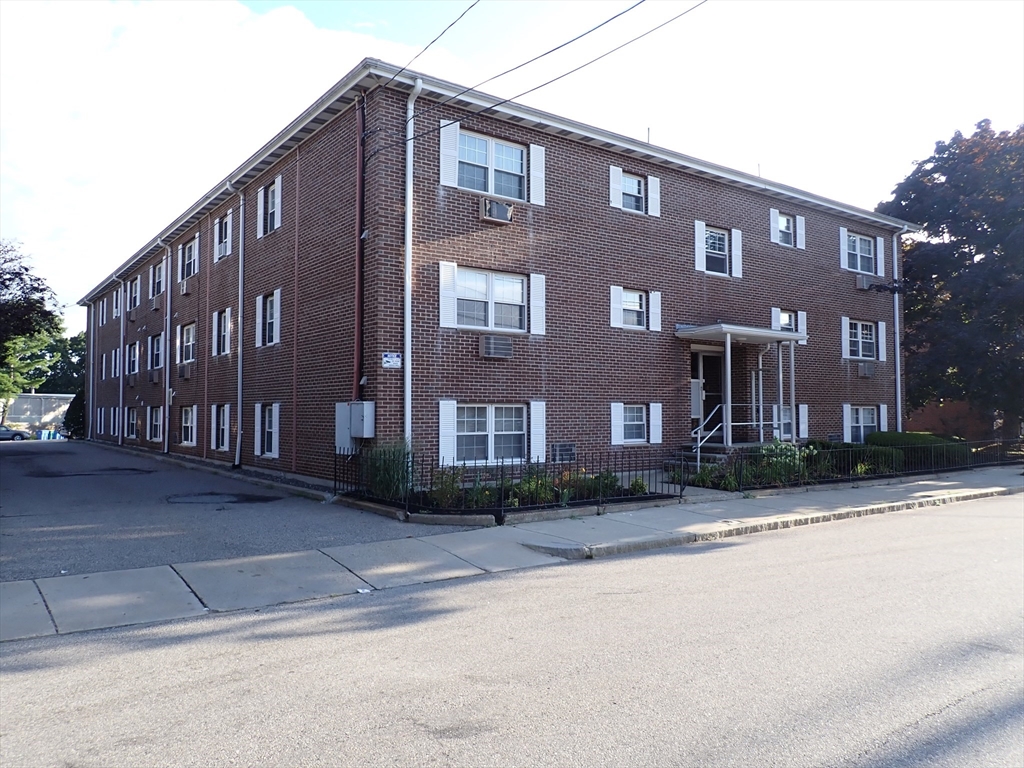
[37,332,85,394]
[877,120,1023,429]
[0,240,60,353]
[64,390,86,438]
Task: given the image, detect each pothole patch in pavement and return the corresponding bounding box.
[167,492,282,504]
[26,466,156,478]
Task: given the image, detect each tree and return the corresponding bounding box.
[0,332,57,424]
[63,389,86,438]
[877,120,1023,433]
[37,332,85,394]
[0,240,60,354]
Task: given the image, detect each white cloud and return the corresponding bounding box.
[1,0,1021,336]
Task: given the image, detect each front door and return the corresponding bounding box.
[691,352,723,441]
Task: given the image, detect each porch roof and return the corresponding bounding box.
[674,323,807,345]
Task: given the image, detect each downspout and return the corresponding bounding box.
[234,189,245,468]
[292,151,301,473]
[892,225,908,432]
[353,93,366,402]
[158,240,171,454]
[203,214,211,459]
[404,78,423,445]
[87,301,95,440]
[117,278,125,446]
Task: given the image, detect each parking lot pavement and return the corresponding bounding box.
[0,441,474,582]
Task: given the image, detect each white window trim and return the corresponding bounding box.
[439,263,539,334]
[443,124,529,203]
[610,286,661,331]
[610,167,661,217]
[147,406,163,442]
[253,402,280,458]
[841,317,884,361]
[125,407,137,439]
[695,221,743,278]
[439,401,539,466]
[840,228,884,277]
[182,323,197,363]
[844,404,879,444]
[180,404,198,446]
[610,402,663,446]
[255,290,282,347]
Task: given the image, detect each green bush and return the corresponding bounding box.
[866,431,971,470]
[429,465,465,508]
[512,469,557,505]
[629,476,648,496]
[805,440,904,477]
[364,442,411,500]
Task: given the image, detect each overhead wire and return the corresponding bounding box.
[408,0,647,125]
[379,0,481,91]
[369,0,710,159]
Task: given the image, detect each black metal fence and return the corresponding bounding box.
[333,447,691,523]
[690,439,1023,492]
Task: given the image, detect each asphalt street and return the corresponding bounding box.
[2,495,1021,767]
[0,441,473,582]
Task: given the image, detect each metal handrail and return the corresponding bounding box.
[691,404,723,469]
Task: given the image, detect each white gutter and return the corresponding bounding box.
[404,77,423,445]
[87,301,95,440]
[160,243,171,453]
[234,190,245,467]
[117,279,125,446]
[892,226,907,432]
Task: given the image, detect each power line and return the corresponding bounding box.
[409,0,647,125]
[370,0,710,159]
[380,0,481,91]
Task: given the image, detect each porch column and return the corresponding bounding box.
[758,348,765,443]
[777,342,784,438]
[724,332,732,447]
[789,340,797,444]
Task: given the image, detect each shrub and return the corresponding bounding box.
[364,441,411,500]
[512,469,557,506]
[629,476,648,496]
[430,465,465,508]
[866,431,971,471]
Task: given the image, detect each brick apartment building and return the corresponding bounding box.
[80,58,915,483]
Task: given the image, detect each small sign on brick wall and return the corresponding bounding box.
[382,352,402,369]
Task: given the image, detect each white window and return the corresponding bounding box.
[212,308,231,356]
[846,232,874,273]
[770,209,806,249]
[457,131,526,201]
[456,405,526,463]
[255,291,281,346]
[126,407,137,439]
[99,298,107,325]
[211,404,230,451]
[695,221,743,277]
[180,323,196,363]
[623,405,647,442]
[778,310,796,332]
[849,406,877,444]
[149,262,164,298]
[257,177,283,238]
[847,319,876,360]
[180,405,196,446]
[439,263,545,334]
[112,288,121,318]
[148,333,162,370]
[112,348,120,378]
[214,211,233,261]
[609,167,661,216]
[127,277,140,310]
[126,342,139,375]
[254,402,280,458]
[610,402,663,445]
[179,239,198,281]
[610,286,662,331]
[770,307,808,341]
[148,406,162,442]
[110,407,119,437]
[96,408,104,435]
[101,353,106,380]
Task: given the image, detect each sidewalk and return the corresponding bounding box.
[3,466,1021,642]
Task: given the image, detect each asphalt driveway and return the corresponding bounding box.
[0,441,473,582]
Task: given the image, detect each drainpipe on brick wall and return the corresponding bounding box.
[352,93,366,402]
[87,301,95,440]
[158,241,171,454]
[117,278,125,446]
[892,225,908,432]
[404,78,423,445]
[234,190,245,468]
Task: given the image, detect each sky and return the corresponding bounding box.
[1,0,1022,337]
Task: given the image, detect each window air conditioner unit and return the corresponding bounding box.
[180,280,190,296]
[479,335,514,359]
[127,373,137,388]
[127,308,136,322]
[480,198,513,225]
[858,361,875,378]
[150,295,162,311]
[177,364,191,380]
[856,274,872,290]
[551,443,576,463]
[217,242,228,258]
[148,369,161,384]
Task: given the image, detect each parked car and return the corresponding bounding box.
[0,425,32,441]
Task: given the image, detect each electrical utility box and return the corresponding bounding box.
[335,401,376,452]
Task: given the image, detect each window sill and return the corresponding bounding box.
[699,268,733,279]
[840,266,876,276]
[456,187,527,206]
[453,326,527,335]
[619,206,648,216]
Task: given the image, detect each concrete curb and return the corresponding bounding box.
[522,486,1023,560]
